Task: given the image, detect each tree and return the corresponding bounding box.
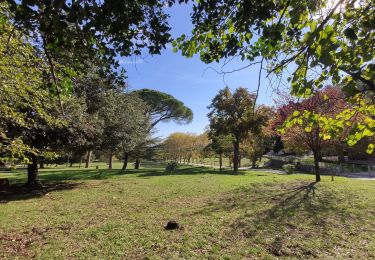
[0,10,67,186]
[134,89,193,129]
[208,87,269,172]
[99,91,149,169]
[131,89,193,168]
[175,0,375,153]
[207,134,233,171]
[5,0,190,107]
[272,86,350,181]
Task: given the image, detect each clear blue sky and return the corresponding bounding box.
[119,3,277,138]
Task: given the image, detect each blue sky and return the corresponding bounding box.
[119,3,279,138]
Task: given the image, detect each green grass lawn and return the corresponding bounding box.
[1,164,375,259]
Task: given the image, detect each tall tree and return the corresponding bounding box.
[272,86,351,181]
[99,91,149,169]
[207,134,233,171]
[208,87,269,172]
[134,89,193,128]
[131,89,193,168]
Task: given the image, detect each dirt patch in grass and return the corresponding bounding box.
[0,227,50,258]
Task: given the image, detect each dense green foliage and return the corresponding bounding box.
[208,87,270,171]
[134,88,193,128]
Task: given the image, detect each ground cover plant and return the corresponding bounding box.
[1,165,375,259]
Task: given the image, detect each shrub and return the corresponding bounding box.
[282,164,295,174]
[5,165,17,171]
[165,161,178,172]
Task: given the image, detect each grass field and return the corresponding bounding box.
[1,163,375,259]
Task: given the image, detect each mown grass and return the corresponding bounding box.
[1,164,375,259]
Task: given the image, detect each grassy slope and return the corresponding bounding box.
[1,164,375,259]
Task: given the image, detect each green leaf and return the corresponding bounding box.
[366,144,374,154]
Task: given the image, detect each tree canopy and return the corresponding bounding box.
[134,89,193,128]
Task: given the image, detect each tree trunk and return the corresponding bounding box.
[85,150,92,168]
[251,159,256,169]
[122,152,129,171]
[108,152,113,169]
[313,150,321,182]
[135,157,140,169]
[39,162,44,169]
[233,140,240,172]
[219,153,223,172]
[27,156,41,188]
[70,162,73,167]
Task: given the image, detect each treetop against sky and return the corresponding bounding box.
[120,3,278,138]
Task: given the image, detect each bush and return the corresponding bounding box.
[165,161,178,172]
[5,165,17,171]
[282,164,295,174]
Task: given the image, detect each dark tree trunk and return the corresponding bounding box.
[108,152,113,169]
[27,156,41,188]
[219,153,223,172]
[122,152,129,171]
[238,155,241,168]
[39,162,44,169]
[70,162,73,167]
[251,159,256,169]
[233,140,240,172]
[85,150,92,168]
[313,150,321,182]
[135,157,140,169]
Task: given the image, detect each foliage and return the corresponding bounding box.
[241,132,271,168]
[175,0,374,96]
[134,89,193,128]
[162,132,209,162]
[0,11,63,163]
[165,161,179,172]
[282,164,295,174]
[208,86,271,171]
[272,86,352,180]
[175,0,375,153]
[99,91,150,156]
[5,0,189,95]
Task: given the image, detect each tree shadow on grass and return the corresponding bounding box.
[136,166,244,178]
[190,180,349,257]
[0,182,81,203]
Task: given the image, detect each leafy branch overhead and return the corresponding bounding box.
[174,0,374,97]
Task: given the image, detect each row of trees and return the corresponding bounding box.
[162,85,373,182]
[173,0,374,175]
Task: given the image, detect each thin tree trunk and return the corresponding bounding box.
[85,150,92,168]
[313,150,321,182]
[122,152,129,171]
[135,157,140,169]
[108,152,113,169]
[233,140,240,172]
[39,162,44,169]
[219,153,223,172]
[69,162,73,167]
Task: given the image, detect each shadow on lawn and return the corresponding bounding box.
[137,166,243,177]
[191,180,346,257]
[0,182,81,203]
